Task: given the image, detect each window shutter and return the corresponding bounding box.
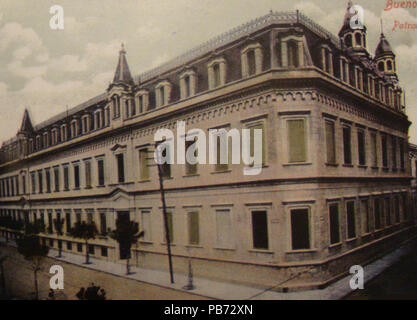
[188,211,199,245]
[325,121,336,164]
[288,120,306,162]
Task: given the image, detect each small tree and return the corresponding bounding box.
[16,221,49,300]
[53,217,65,258]
[70,221,98,264]
[110,219,144,275]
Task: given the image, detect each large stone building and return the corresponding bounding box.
[0,3,415,291]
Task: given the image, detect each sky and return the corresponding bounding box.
[0,0,416,143]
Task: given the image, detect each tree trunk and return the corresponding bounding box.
[85,240,90,264]
[34,269,39,300]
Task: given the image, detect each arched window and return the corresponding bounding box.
[378,61,385,72]
[287,40,299,68]
[345,34,352,47]
[355,33,362,47]
[112,94,120,118]
[387,60,392,71]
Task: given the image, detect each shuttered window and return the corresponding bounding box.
[141,210,151,242]
[216,209,232,248]
[188,211,200,245]
[248,123,265,165]
[185,140,198,175]
[116,153,125,183]
[164,212,174,243]
[381,135,388,167]
[358,130,366,165]
[325,120,336,164]
[288,119,306,162]
[97,159,105,186]
[85,161,91,188]
[370,132,377,167]
[139,149,149,180]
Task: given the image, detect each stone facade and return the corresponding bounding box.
[0,4,415,291]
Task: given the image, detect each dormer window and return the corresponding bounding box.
[241,43,263,78]
[378,61,384,72]
[104,105,110,127]
[81,114,90,134]
[43,132,49,148]
[51,128,58,145]
[278,35,304,68]
[94,109,103,129]
[124,98,136,119]
[179,70,197,99]
[60,124,68,142]
[70,119,79,138]
[135,90,149,113]
[340,57,349,83]
[208,57,227,89]
[155,81,172,107]
[320,45,333,75]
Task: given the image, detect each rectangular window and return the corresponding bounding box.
[85,161,91,188]
[358,130,366,165]
[66,211,71,233]
[288,119,306,162]
[248,122,266,165]
[88,245,94,255]
[213,64,221,88]
[45,169,51,193]
[184,75,191,98]
[394,195,400,223]
[77,243,82,252]
[374,198,381,230]
[329,203,340,244]
[54,167,59,192]
[100,213,107,235]
[38,171,43,193]
[101,246,108,257]
[73,164,80,189]
[385,198,391,226]
[361,199,370,234]
[139,149,149,180]
[97,159,105,186]
[392,136,397,169]
[160,146,171,178]
[251,210,268,249]
[141,210,151,242]
[247,50,256,76]
[215,208,232,248]
[370,132,377,167]
[138,95,144,113]
[66,241,72,251]
[188,211,200,245]
[116,154,125,183]
[290,208,310,250]
[164,212,174,243]
[63,166,69,191]
[400,139,405,170]
[31,172,36,194]
[325,120,336,164]
[381,135,388,168]
[402,194,408,220]
[48,211,53,233]
[215,133,229,172]
[343,126,352,165]
[346,201,356,239]
[185,140,198,175]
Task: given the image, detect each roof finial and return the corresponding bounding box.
[120,43,126,54]
[380,19,384,35]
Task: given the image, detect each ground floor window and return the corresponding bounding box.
[77,243,82,252]
[251,210,268,250]
[101,246,108,257]
[329,203,340,244]
[66,241,72,251]
[290,208,310,250]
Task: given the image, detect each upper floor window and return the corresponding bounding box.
[81,115,90,134]
[155,81,172,107]
[357,129,366,166]
[208,57,227,90]
[342,125,352,165]
[381,134,388,168]
[97,158,105,186]
[94,109,103,130]
[116,153,125,183]
[51,128,58,145]
[70,119,79,139]
[60,124,68,142]
[112,94,121,118]
[43,132,49,148]
[241,43,263,78]
[287,119,307,163]
[320,45,333,74]
[135,90,149,113]
[325,120,336,164]
[179,70,197,99]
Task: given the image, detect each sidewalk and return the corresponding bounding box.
[2,237,415,300]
